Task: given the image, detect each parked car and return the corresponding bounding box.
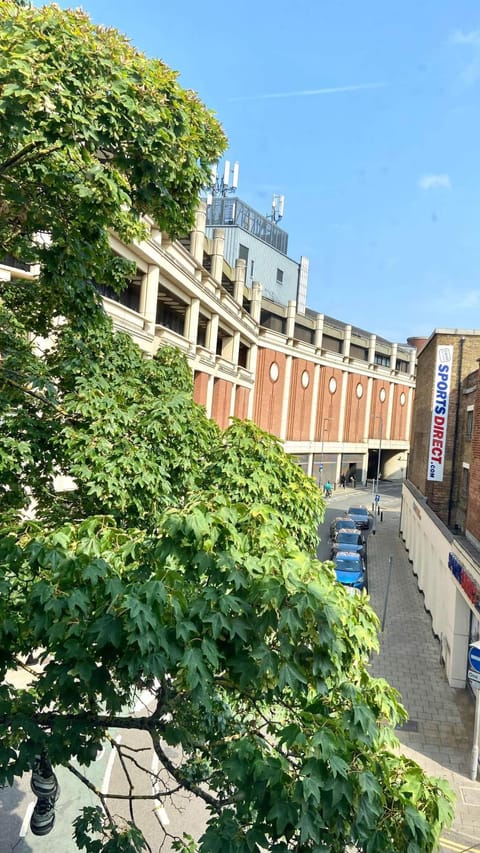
[333,551,367,591]
[330,529,366,560]
[348,505,370,529]
[329,515,357,540]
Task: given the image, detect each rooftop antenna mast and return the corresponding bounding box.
[206,160,239,204]
[267,193,285,224]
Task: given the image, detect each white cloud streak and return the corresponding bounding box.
[419,174,451,190]
[451,29,480,45]
[450,30,480,85]
[228,82,387,103]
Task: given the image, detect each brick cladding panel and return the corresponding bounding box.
[316,367,343,440]
[370,380,388,435]
[286,359,314,441]
[234,386,249,420]
[390,383,409,440]
[343,374,367,442]
[409,334,480,526]
[211,379,232,431]
[193,371,208,408]
[467,367,480,540]
[253,348,287,434]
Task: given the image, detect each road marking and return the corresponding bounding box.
[19,801,35,837]
[440,838,480,852]
[101,735,122,795]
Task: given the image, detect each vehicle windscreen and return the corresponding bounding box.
[338,532,360,545]
[336,559,362,572]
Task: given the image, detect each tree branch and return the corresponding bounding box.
[0,140,61,175]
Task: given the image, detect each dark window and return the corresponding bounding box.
[466,410,474,441]
[375,353,390,367]
[276,268,284,285]
[462,466,469,497]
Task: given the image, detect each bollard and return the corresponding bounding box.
[380,511,383,522]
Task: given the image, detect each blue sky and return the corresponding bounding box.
[51,1,480,344]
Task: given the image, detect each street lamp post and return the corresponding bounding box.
[372,416,383,532]
[375,416,383,498]
[319,417,330,491]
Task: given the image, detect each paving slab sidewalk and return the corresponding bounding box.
[366,492,480,848]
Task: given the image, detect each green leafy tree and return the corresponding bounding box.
[0,3,454,851]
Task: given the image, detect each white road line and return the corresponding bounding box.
[101,735,122,795]
[19,801,35,837]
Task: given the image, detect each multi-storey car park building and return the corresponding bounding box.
[401,330,480,690]
[1,197,416,490]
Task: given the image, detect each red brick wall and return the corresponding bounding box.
[315,367,343,441]
[193,371,209,409]
[286,358,315,440]
[390,383,410,440]
[211,378,232,430]
[409,333,480,525]
[253,348,287,434]
[467,367,480,540]
[343,374,367,442]
[234,385,249,420]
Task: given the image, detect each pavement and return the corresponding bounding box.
[327,481,480,852]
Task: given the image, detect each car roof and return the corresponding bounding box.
[348,505,368,512]
[335,551,363,560]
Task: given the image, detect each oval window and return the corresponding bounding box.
[329,377,337,394]
[301,370,309,389]
[356,382,363,399]
[379,387,386,403]
[269,362,279,382]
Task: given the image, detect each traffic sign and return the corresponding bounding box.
[375,494,380,503]
[468,669,480,688]
[469,642,480,674]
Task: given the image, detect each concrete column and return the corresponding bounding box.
[368,334,376,365]
[185,297,200,346]
[279,355,293,440]
[364,375,373,441]
[234,258,246,306]
[406,386,415,443]
[250,281,262,324]
[223,330,240,364]
[190,201,206,264]
[247,343,258,420]
[286,300,296,340]
[338,370,349,442]
[139,265,159,334]
[205,374,215,419]
[343,324,352,359]
[309,364,321,442]
[211,229,225,284]
[409,347,417,377]
[314,313,324,349]
[386,381,395,440]
[390,342,398,371]
[207,313,219,354]
[229,385,237,422]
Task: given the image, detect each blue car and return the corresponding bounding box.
[333,551,367,591]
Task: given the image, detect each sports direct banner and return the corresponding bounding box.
[427,345,453,482]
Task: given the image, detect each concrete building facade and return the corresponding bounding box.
[1,200,416,490]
